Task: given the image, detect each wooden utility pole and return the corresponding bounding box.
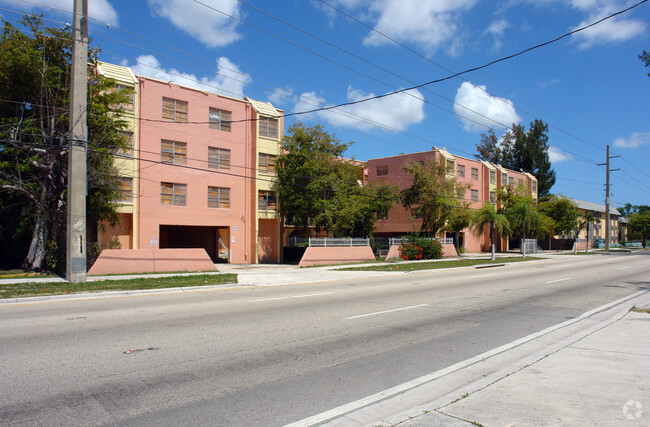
[66,0,88,283]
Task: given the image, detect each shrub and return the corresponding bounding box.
[399,236,443,260]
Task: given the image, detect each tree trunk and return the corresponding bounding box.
[490,224,495,261]
[23,210,49,271]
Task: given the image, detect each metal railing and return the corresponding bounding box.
[308,237,370,247]
[389,237,454,246]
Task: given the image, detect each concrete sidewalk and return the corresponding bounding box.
[290,290,650,427]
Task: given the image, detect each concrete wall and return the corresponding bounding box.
[385,244,458,260]
[298,247,376,267]
[88,248,216,275]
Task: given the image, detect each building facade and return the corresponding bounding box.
[97,63,283,264]
[366,147,538,252]
[569,198,622,243]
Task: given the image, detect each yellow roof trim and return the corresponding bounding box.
[246,98,280,117]
[97,62,137,85]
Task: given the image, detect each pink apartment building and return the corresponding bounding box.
[99,70,284,264]
[366,147,538,253]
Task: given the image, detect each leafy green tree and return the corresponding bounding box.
[640,50,650,77]
[628,211,650,248]
[470,203,510,260]
[476,120,556,198]
[538,196,578,236]
[276,121,395,238]
[0,15,129,271]
[400,160,469,236]
[444,207,473,255]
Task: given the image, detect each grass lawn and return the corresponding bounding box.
[0,274,238,299]
[338,256,542,272]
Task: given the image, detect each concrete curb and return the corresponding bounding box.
[287,290,650,427]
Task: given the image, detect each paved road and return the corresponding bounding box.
[0,254,647,426]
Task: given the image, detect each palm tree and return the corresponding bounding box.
[507,198,540,258]
[471,203,510,260]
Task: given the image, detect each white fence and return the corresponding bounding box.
[389,237,454,246]
[308,237,370,247]
[522,239,540,253]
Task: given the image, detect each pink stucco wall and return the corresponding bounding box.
[298,247,376,267]
[88,248,216,275]
[366,148,536,254]
[137,78,255,263]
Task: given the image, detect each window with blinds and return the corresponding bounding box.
[209,108,231,131]
[258,190,277,211]
[161,140,186,165]
[208,147,230,170]
[117,177,132,202]
[117,131,133,155]
[258,153,277,174]
[259,117,278,139]
[162,97,188,123]
[208,186,230,209]
[490,170,496,184]
[471,189,479,202]
[471,167,479,180]
[376,165,388,176]
[161,182,186,206]
[457,164,465,178]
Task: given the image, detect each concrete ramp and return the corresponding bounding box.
[88,248,216,275]
[298,246,376,267]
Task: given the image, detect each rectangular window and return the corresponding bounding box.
[376,165,389,176]
[411,208,423,219]
[161,182,186,206]
[490,191,496,204]
[258,153,277,174]
[208,186,230,209]
[457,164,465,178]
[117,131,133,155]
[518,179,524,187]
[490,170,496,184]
[208,147,230,170]
[471,189,479,202]
[446,159,454,172]
[162,97,188,123]
[471,168,479,180]
[161,140,186,165]
[501,172,507,185]
[259,117,278,139]
[117,177,132,202]
[258,190,277,211]
[532,181,537,193]
[112,84,134,112]
[209,108,231,131]
[508,177,515,187]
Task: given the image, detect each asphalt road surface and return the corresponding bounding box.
[0,253,648,426]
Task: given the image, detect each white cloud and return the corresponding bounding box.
[267,86,295,106]
[294,86,426,132]
[613,132,650,148]
[486,18,510,51]
[538,78,561,89]
[548,146,573,163]
[570,12,646,49]
[453,82,521,132]
[360,0,478,53]
[130,55,251,99]
[147,0,241,48]
[0,0,118,25]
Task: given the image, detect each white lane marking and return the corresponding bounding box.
[546,277,572,284]
[467,273,498,279]
[345,304,428,320]
[249,292,333,303]
[286,290,648,427]
[618,266,632,270]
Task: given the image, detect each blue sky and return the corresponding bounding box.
[1,0,649,208]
